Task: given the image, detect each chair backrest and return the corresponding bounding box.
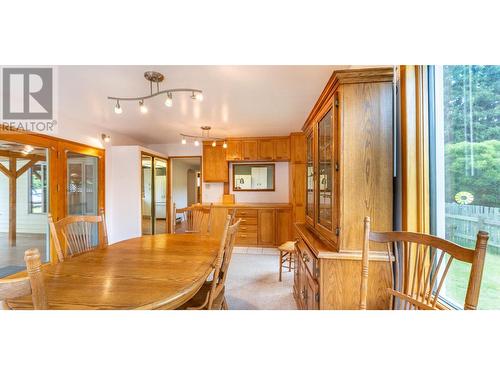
[48,208,108,262]
[0,249,48,310]
[359,216,489,310]
[174,203,213,234]
[206,215,241,309]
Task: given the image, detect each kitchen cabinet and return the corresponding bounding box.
[276,208,292,245]
[273,137,290,160]
[226,140,242,161]
[202,141,228,182]
[242,140,258,161]
[258,139,274,160]
[257,209,275,246]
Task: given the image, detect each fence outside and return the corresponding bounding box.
[446,203,500,254]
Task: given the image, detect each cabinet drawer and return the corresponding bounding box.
[236,232,258,245]
[237,217,257,226]
[296,240,319,280]
[238,225,257,233]
[235,209,258,218]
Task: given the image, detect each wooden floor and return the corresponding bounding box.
[0,233,47,277]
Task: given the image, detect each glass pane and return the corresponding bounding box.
[306,133,314,219]
[0,141,49,277]
[67,152,98,216]
[154,158,167,234]
[317,108,333,230]
[142,155,153,235]
[432,65,500,309]
[233,164,274,191]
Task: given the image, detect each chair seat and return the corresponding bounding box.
[278,241,296,252]
[178,281,225,310]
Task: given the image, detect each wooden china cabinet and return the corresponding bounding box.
[294,67,395,310]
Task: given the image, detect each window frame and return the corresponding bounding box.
[28,162,48,214]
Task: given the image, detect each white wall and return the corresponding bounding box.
[171,159,201,218]
[106,145,168,244]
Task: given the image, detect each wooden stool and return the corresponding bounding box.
[278,241,297,281]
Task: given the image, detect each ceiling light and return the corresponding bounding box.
[194,140,200,147]
[212,141,216,147]
[222,141,228,149]
[22,145,34,154]
[181,138,187,145]
[165,93,173,107]
[107,71,202,114]
[139,100,148,114]
[114,100,122,114]
[101,134,111,143]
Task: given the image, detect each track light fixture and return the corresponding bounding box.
[114,100,122,114]
[108,71,202,114]
[180,126,225,147]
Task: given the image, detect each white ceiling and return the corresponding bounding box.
[58,66,346,144]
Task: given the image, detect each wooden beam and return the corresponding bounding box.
[15,159,39,178]
[0,150,45,161]
[0,162,12,178]
[9,157,16,246]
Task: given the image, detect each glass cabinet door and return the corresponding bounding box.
[306,131,314,221]
[317,108,333,231]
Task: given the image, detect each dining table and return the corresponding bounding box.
[7,233,220,310]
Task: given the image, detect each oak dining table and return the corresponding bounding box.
[7,233,220,310]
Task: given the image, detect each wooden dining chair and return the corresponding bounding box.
[173,203,213,234]
[0,249,48,310]
[48,208,108,262]
[179,215,241,310]
[359,216,489,310]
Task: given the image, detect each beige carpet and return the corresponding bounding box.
[225,252,297,310]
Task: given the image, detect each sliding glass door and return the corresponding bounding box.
[429,65,500,309]
[0,140,51,276]
[141,153,168,235]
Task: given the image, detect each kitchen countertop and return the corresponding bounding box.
[203,202,292,208]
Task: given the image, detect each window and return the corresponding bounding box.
[232,164,275,191]
[28,162,48,214]
[430,65,500,309]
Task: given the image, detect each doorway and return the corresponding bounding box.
[170,156,202,232]
[141,153,168,235]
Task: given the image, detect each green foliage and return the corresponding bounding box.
[445,140,500,206]
[443,65,500,144]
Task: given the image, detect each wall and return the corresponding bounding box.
[171,159,201,219]
[106,145,168,244]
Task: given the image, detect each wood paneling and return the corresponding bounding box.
[203,141,228,182]
[258,139,274,160]
[226,140,242,161]
[290,132,306,163]
[273,137,290,160]
[242,140,258,161]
